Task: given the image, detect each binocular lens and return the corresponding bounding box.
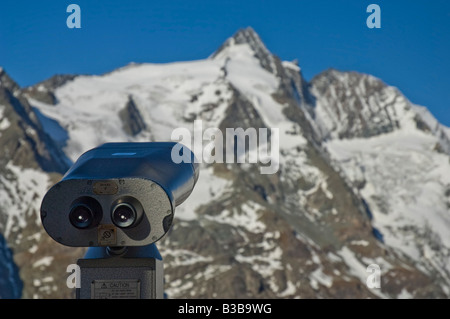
[112,203,136,228]
[69,204,94,229]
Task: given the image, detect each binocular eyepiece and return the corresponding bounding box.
[67,195,143,230]
[68,196,102,229]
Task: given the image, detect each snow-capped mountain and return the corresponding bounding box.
[311,69,450,295]
[0,27,449,298]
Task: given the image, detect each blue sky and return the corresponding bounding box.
[1,0,449,125]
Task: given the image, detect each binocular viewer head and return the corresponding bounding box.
[40,142,199,247]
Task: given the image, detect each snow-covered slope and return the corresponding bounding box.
[0,27,449,298]
[311,69,450,294]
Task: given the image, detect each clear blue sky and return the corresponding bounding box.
[1,0,449,125]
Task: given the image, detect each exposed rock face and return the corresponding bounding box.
[23,74,77,105]
[119,95,147,136]
[0,28,449,299]
[0,68,78,298]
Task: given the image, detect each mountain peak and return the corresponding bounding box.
[310,68,404,140]
[230,27,266,49]
[0,67,20,93]
[211,27,278,74]
[213,27,268,52]
[310,68,450,153]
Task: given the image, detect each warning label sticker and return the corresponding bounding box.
[97,224,117,246]
[91,279,140,299]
